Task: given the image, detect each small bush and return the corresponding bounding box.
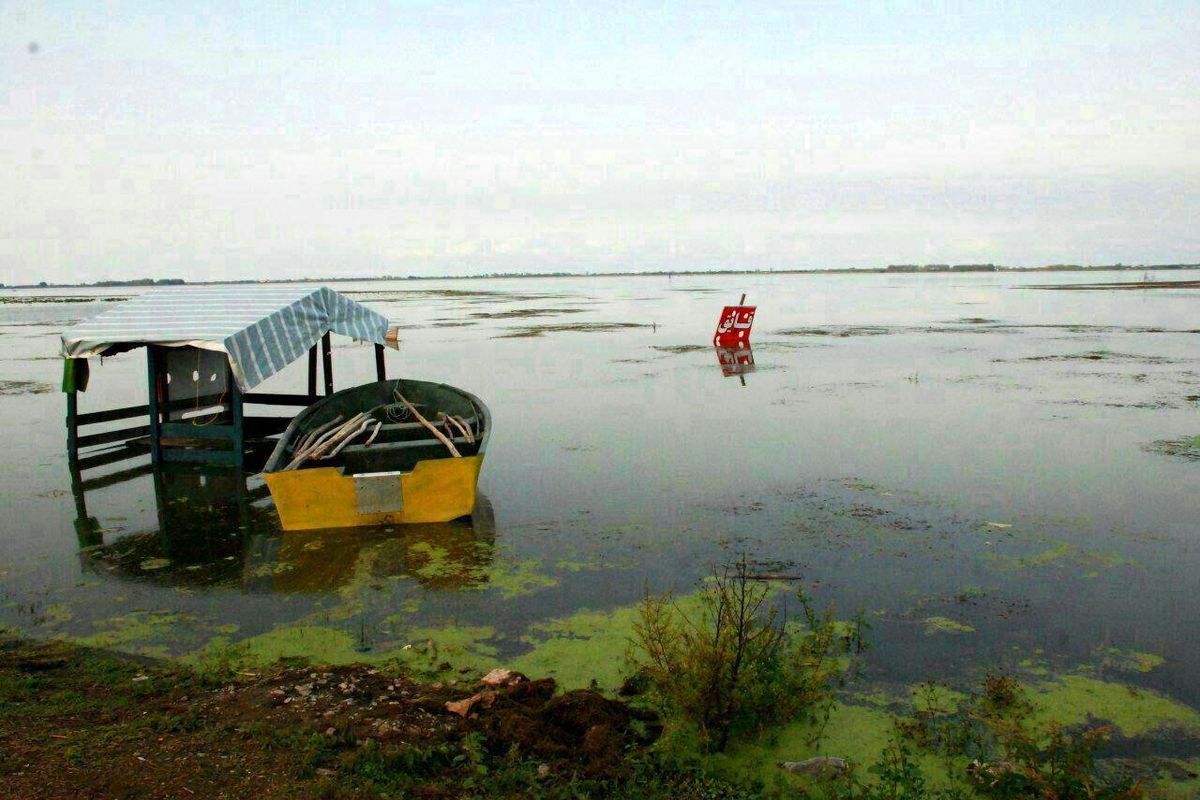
[631,556,867,752]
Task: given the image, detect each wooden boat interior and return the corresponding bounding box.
[264,379,488,475]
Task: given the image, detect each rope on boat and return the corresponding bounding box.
[394,390,461,458]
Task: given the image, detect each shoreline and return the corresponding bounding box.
[4,263,1199,291]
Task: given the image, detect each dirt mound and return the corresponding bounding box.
[469,679,645,777]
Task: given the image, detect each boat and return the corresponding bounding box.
[262,378,490,530]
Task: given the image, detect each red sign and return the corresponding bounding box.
[715,346,755,377]
[713,305,756,347]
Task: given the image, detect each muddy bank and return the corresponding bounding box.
[0,633,670,800]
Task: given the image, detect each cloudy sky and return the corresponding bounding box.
[2,1,1197,283]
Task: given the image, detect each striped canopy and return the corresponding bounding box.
[61,286,390,390]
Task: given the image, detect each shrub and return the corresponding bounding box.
[631,556,866,752]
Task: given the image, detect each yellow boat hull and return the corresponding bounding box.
[264,454,484,531]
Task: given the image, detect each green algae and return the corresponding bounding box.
[510,604,642,690]
[910,682,969,713]
[484,557,558,599]
[1018,657,1053,677]
[983,541,1136,573]
[191,625,372,668]
[1030,674,1200,738]
[187,621,499,676]
[1101,648,1166,674]
[37,603,74,626]
[714,702,966,794]
[1154,758,1200,800]
[409,541,484,584]
[507,591,714,691]
[403,625,498,671]
[921,616,975,635]
[74,612,190,655]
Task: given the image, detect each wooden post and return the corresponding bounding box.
[66,389,79,463]
[307,344,318,397]
[230,363,244,469]
[374,343,386,381]
[321,332,333,396]
[146,347,162,465]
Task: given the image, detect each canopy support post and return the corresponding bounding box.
[321,332,333,396]
[230,362,245,469]
[374,343,386,381]
[307,344,318,397]
[146,347,162,465]
[66,389,79,463]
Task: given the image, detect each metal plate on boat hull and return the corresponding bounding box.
[354,471,404,514]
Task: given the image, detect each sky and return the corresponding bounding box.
[2,1,1198,283]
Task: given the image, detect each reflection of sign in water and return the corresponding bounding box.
[715,346,755,379]
[713,305,756,347]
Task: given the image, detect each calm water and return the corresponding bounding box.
[2,271,1198,709]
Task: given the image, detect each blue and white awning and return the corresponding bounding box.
[61,286,390,390]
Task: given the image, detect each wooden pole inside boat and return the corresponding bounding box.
[395,392,461,457]
[321,332,333,396]
[307,344,318,397]
[374,343,386,381]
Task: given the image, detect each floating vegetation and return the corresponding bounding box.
[467,307,586,319]
[0,295,128,304]
[1011,350,1178,363]
[777,325,896,337]
[982,541,1135,572]
[1029,279,1200,291]
[0,379,54,395]
[74,611,192,655]
[1100,648,1166,674]
[921,616,976,635]
[1031,674,1200,738]
[1144,435,1200,461]
[347,288,563,303]
[650,344,709,354]
[495,321,654,338]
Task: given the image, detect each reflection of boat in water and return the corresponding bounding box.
[72,461,497,592]
[263,379,491,531]
[244,496,497,593]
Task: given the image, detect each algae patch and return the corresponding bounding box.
[0,379,54,395]
[1145,435,1200,462]
[1031,675,1200,738]
[1100,648,1166,674]
[495,322,653,338]
[716,702,964,794]
[510,605,641,691]
[921,616,975,635]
